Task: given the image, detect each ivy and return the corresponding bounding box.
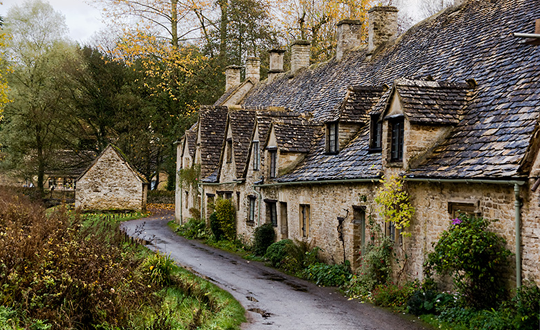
[178,164,200,190]
[374,175,415,236]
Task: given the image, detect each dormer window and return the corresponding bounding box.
[390,117,404,162]
[226,138,233,163]
[253,141,260,171]
[369,114,382,153]
[327,122,339,154]
[268,147,277,178]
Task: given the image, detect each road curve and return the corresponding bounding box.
[121,215,431,330]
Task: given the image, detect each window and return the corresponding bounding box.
[327,122,339,153]
[236,192,241,210]
[226,138,233,163]
[248,196,256,223]
[253,141,260,171]
[390,118,404,162]
[265,200,277,227]
[369,115,382,152]
[269,149,277,178]
[300,204,310,237]
[448,202,479,219]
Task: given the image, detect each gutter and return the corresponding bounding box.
[254,178,380,188]
[405,177,525,289]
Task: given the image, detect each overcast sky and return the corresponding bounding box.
[1,0,107,44]
[0,0,425,45]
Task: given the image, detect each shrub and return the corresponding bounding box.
[424,215,512,309]
[214,198,236,241]
[253,223,276,256]
[265,239,320,275]
[407,289,457,316]
[209,211,224,240]
[176,218,208,239]
[371,281,418,310]
[265,239,294,267]
[303,262,352,287]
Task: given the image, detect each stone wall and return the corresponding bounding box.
[76,147,146,211]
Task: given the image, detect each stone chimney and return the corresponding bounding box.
[368,6,398,53]
[268,49,285,82]
[290,40,311,73]
[246,57,260,82]
[225,65,242,91]
[336,20,363,61]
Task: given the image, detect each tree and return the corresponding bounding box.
[0,17,10,119]
[1,0,76,196]
[419,0,455,19]
[274,0,373,62]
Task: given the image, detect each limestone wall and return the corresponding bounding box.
[76,147,146,211]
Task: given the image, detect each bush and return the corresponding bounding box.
[209,212,223,241]
[303,262,352,287]
[424,215,512,309]
[214,198,236,241]
[371,281,418,310]
[176,218,208,239]
[265,239,294,267]
[253,223,276,256]
[407,289,457,316]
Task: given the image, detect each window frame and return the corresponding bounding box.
[300,204,310,238]
[248,195,256,223]
[269,149,277,178]
[265,200,278,227]
[326,122,339,154]
[226,138,233,163]
[253,140,260,171]
[389,117,404,162]
[369,114,382,153]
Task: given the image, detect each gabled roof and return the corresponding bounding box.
[45,150,97,177]
[185,128,198,159]
[331,86,388,123]
[199,106,228,179]
[213,79,256,106]
[241,0,540,180]
[271,121,321,153]
[77,145,148,184]
[385,79,475,125]
[228,109,257,178]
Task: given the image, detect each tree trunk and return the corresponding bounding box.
[36,125,45,199]
[218,0,229,63]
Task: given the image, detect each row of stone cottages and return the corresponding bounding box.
[175,0,540,288]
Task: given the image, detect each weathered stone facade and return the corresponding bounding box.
[177,0,540,288]
[76,145,148,211]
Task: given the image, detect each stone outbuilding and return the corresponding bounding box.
[177,0,540,288]
[76,145,148,211]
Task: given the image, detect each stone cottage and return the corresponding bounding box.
[76,145,148,211]
[177,0,540,287]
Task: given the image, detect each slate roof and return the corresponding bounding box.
[389,79,475,125]
[278,125,381,182]
[185,128,198,159]
[241,0,540,180]
[332,86,388,123]
[272,121,321,153]
[228,109,257,178]
[46,150,97,177]
[199,106,228,180]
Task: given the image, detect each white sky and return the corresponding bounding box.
[1,0,108,44]
[0,0,425,45]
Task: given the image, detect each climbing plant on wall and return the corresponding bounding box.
[178,164,200,190]
[374,175,415,236]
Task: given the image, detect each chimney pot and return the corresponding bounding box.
[246,57,260,82]
[368,6,398,53]
[336,19,363,61]
[225,65,242,91]
[290,40,311,73]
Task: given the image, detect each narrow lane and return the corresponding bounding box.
[121,215,431,330]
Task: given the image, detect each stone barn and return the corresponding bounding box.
[76,145,148,211]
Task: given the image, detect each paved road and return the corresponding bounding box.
[121,215,431,330]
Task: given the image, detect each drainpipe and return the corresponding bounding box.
[253,185,263,227]
[514,184,522,289]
